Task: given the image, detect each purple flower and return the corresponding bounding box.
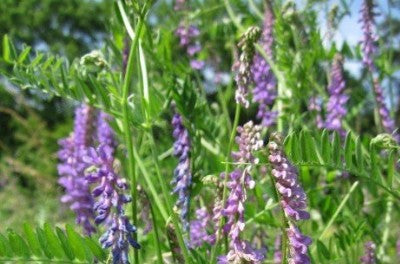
[84,113,139,264]
[268,133,312,263]
[268,134,310,221]
[175,24,204,70]
[287,224,312,264]
[234,26,261,108]
[325,54,348,137]
[360,241,376,264]
[308,97,324,129]
[360,0,378,71]
[189,208,216,248]
[219,121,265,263]
[58,104,96,235]
[231,121,264,164]
[373,79,399,142]
[251,5,278,127]
[171,112,192,231]
[396,239,400,258]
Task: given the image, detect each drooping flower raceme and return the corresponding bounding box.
[360,241,376,264]
[251,5,278,127]
[373,79,399,142]
[360,0,378,72]
[325,54,348,137]
[58,104,96,235]
[175,24,204,70]
[359,0,399,142]
[268,132,312,264]
[234,26,261,108]
[171,112,192,231]
[218,121,265,264]
[84,113,140,264]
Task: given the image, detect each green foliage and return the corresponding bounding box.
[0,224,107,263]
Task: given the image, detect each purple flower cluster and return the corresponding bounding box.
[360,0,378,71]
[359,0,398,141]
[175,24,204,70]
[325,54,348,137]
[171,112,192,231]
[84,113,140,264]
[234,26,261,108]
[268,132,312,264]
[58,105,96,235]
[251,5,278,127]
[218,121,265,263]
[360,241,376,264]
[373,79,400,142]
[308,97,324,129]
[189,208,216,248]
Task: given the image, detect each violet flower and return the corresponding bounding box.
[360,241,376,264]
[218,121,265,263]
[234,26,261,108]
[84,113,140,264]
[373,79,399,142]
[268,132,312,264]
[360,0,378,71]
[171,112,192,231]
[189,208,216,248]
[251,4,278,127]
[325,54,348,137]
[175,24,204,70]
[308,96,324,129]
[359,0,398,141]
[58,104,96,235]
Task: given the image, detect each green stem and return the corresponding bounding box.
[210,104,241,263]
[149,193,164,264]
[318,181,359,240]
[121,17,144,264]
[147,130,192,264]
[133,148,169,221]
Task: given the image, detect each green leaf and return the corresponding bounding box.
[332,131,341,166]
[2,35,11,62]
[23,223,42,257]
[344,132,353,169]
[56,227,75,261]
[17,46,31,64]
[36,227,54,259]
[65,224,86,261]
[316,240,331,260]
[355,137,363,170]
[84,237,107,261]
[0,234,12,257]
[8,231,30,258]
[321,129,331,165]
[44,223,65,259]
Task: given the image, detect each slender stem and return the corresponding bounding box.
[147,130,192,264]
[269,170,290,264]
[148,193,164,264]
[318,181,359,240]
[121,17,144,264]
[210,103,241,263]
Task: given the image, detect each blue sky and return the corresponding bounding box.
[311,0,399,76]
